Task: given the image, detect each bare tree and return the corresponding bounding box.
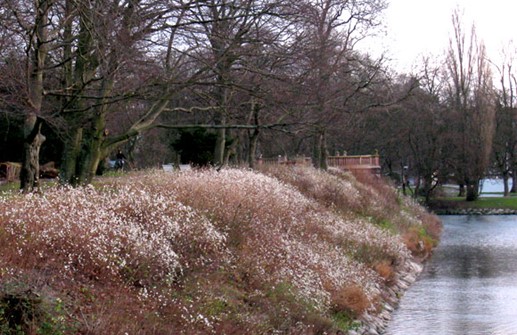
[491,43,517,195]
[176,0,288,166]
[54,0,191,184]
[0,0,56,192]
[444,10,496,201]
[289,0,388,169]
[340,65,449,203]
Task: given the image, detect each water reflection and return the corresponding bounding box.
[384,215,517,335]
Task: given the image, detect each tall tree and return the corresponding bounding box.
[182,0,286,166]
[492,44,517,195]
[292,0,388,169]
[57,0,186,184]
[444,10,496,201]
[1,0,55,192]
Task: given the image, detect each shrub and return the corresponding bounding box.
[374,260,396,284]
[330,285,370,317]
[0,184,227,291]
[402,225,439,258]
[0,167,439,333]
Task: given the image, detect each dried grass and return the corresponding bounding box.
[330,285,370,317]
[0,166,439,334]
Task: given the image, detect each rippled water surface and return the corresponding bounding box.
[385,215,517,335]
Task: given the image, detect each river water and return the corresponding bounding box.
[384,215,517,335]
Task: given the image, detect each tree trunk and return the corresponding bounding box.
[77,100,110,184]
[20,114,46,193]
[213,77,227,167]
[458,183,466,197]
[214,126,226,167]
[423,175,438,204]
[424,188,432,205]
[504,174,510,197]
[414,176,421,199]
[312,132,322,169]
[61,113,108,186]
[466,179,479,201]
[248,129,259,169]
[61,127,83,185]
[401,164,407,196]
[20,0,51,192]
[77,134,104,185]
[512,168,517,193]
[320,130,328,170]
[247,99,260,169]
[311,130,328,170]
[224,131,237,166]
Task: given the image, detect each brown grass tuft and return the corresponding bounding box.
[402,226,437,258]
[420,212,443,240]
[330,285,370,317]
[374,260,396,284]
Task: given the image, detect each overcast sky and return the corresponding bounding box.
[361,0,517,73]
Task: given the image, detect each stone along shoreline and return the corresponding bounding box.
[433,208,517,215]
[350,260,424,335]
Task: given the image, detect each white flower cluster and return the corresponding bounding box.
[0,167,420,329]
[0,182,227,292]
[143,168,410,309]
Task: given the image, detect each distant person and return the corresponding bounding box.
[115,150,126,170]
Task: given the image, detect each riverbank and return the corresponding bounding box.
[433,208,517,215]
[0,167,440,334]
[351,260,424,335]
[428,196,517,215]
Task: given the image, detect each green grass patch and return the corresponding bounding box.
[331,311,361,332]
[431,196,517,210]
[376,219,396,234]
[469,197,517,209]
[0,182,20,194]
[0,180,61,197]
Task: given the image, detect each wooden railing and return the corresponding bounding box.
[257,153,380,175]
[327,154,380,169]
[327,153,381,176]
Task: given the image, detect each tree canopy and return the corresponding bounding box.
[0,1,513,200]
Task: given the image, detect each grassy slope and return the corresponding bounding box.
[0,167,440,334]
